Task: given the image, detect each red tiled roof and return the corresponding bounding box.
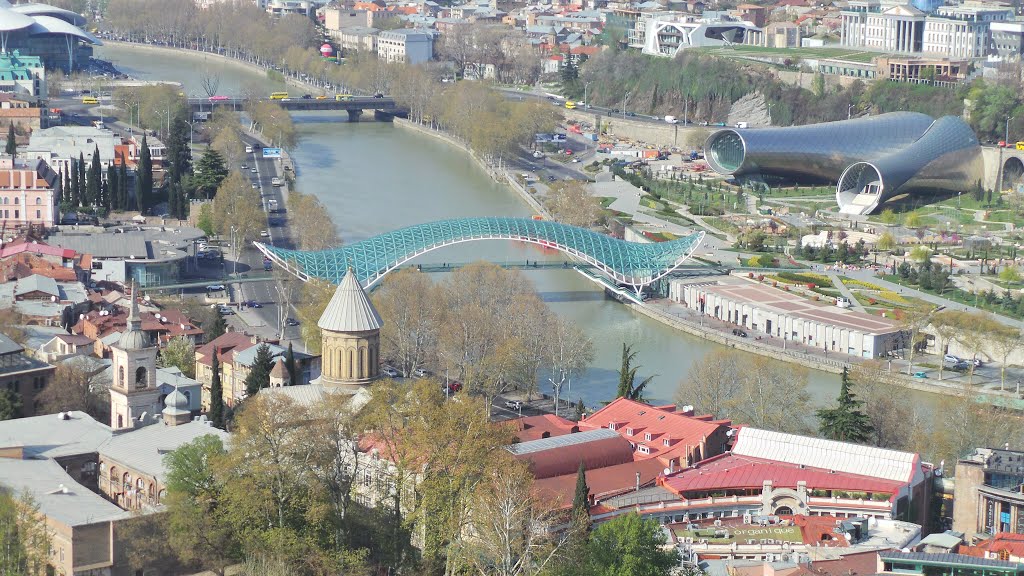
[962,533,1024,561]
[0,241,76,260]
[534,458,666,508]
[660,453,904,496]
[511,414,578,442]
[578,398,729,466]
[516,432,636,479]
[196,331,256,366]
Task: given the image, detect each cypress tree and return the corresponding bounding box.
[118,157,128,211]
[244,343,274,397]
[139,135,153,209]
[572,461,590,529]
[106,163,118,211]
[207,310,226,341]
[5,123,15,156]
[77,152,86,205]
[69,159,80,207]
[284,343,297,385]
[88,145,101,208]
[53,170,63,205]
[209,353,225,429]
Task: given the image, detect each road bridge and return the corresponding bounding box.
[256,217,706,293]
[982,146,1024,193]
[188,96,404,121]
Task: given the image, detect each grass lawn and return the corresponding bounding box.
[696,45,882,63]
[674,524,804,545]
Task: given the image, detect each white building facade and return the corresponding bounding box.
[640,14,761,57]
[377,29,435,64]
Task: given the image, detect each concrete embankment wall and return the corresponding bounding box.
[564,110,712,150]
[392,118,551,218]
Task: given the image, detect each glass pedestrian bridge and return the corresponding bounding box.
[255,217,705,291]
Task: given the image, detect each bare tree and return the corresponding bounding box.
[988,325,1023,390]
[200,67,222,98]
[37,357,105,418]
[544,317,593,416]
[675,348,744,418]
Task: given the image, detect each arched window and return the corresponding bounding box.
[348,350,354,379]
[148,482,156,504]
[118,366,125,388]
[359,347,366,376]
[13,197,18,205]
[35,197,40,205]
[182,390,191,406]
[1,197,7,204]
[135,366,147,388]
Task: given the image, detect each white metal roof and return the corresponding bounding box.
[732,427,919,483]
[0,458,127,527]
[0,6,35,31]
[98,420,229,482]
[26,14,101,44]
[507,427,620,455]
[10,3,86,26]
[317,269,383,333]
[0,410,111,459]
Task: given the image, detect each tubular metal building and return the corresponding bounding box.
[704,112,983,215]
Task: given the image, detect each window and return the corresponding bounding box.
[638,445,651,455]
[35,210,39,219]
[608,422,617,430]
[626,427,634,436]
[135,366,147,388]
[13,210,17,219]
[12,197,17,205]
[362,469,372,487]
[645,433,653,441]
[663,438,672,447]
[35,197,40,204]
[119,366,126,388]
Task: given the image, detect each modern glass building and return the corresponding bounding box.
[704,112,983,215]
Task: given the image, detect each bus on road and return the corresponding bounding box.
[81,96,98,104]
[270,92,289,100]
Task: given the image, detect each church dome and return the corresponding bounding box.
[165,388,188,411]
[117,327,151,350]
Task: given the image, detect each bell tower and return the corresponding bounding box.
[317,268,383,391]
[109,284,161,430]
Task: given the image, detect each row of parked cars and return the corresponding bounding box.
[944,354,982,371]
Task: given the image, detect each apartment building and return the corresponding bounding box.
[377,28,435,64]
[0,156,58,228]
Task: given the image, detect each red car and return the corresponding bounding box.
[446,381,463,393]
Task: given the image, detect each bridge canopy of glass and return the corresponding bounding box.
[256,217,705,289]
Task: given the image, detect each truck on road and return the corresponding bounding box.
[267,199,278,212]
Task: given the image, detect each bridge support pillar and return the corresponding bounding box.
[347,109,362,122]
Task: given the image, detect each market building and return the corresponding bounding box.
[953,447,1024,537]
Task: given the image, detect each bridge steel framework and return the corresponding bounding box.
[255,217,705,292]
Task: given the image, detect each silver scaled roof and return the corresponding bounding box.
[317,268,383,333]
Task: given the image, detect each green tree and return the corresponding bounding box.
[139,135,153,209]
[87,145,102,209]
[209,354,225,429]
[106,162,118,211]
[876,231,897,252]
[5,123,15,156]
[584,513,679,576]
[616,343,653,401]
[53,169,63,206]
[194,147,229,199]
[1000,265,1022,286]
[196,202,216,237]
[816,367,874,443]
[243,343,274,398]
[0,489,52,575]
[166,114,192,186]
[77,152,87,205]
[207,310,227,341]
[284,343,296,385]
[69,158,80,207]
[879,209,900,225]
[572,461,590,531]
[159,335,197,378]
[163,435,238,575]
[909,245,932,264]
[118,159,129,212]
[0,388,21,420]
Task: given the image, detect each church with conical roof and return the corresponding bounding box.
[264,268,384,407]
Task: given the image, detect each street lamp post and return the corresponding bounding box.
[622,90,631,119]
[1006,116,1013,145]
[848,103,855,120]
[583,81,592,107]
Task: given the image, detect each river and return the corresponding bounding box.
[94,44,948,412]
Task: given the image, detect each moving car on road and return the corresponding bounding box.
[381,365,400,377]
[206,284,226,292]
[504,400,522,410]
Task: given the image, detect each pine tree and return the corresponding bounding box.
[77,152,87,205]
[574,398,585,420]
[69,159,80,207]
[193,147,228,199]
[209,354,225,429]
[816,367,874,444]
[284,342,297,385]
[5,123,15,156]
[615,343,653,401]
[244,343,274,397]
